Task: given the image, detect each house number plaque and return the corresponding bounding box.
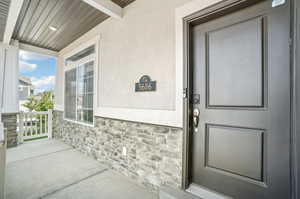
[135,75,157,92]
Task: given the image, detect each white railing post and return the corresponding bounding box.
[18,112,24,144]
[20,111,52,141]
[47,109,52,139]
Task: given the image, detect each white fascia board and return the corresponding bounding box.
[19,42,58,58]
[3,0,24,44]
[82,0,123,19]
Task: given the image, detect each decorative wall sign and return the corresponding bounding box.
[135,75,157,92]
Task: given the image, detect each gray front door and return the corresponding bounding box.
[191,1,290,198]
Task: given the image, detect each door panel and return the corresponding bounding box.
[191,1,290,199]
[206,124,264,181]
[207,17,264,108]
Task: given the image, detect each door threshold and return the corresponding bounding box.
[186,183,233,199]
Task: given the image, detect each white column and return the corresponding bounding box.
[1,44,19,114]
[0,45,7,199]
[18,112,24,144]
[0,128,6,199]
[47,109,53,139]
[0,43,19,199]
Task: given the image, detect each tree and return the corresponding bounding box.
[23,91,54,112]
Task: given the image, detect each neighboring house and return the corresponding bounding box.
[19,77,34,100]
[18,77,34,112]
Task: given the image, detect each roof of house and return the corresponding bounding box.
[19,77,32,86]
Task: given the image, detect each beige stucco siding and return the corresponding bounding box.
[55,0,223,126]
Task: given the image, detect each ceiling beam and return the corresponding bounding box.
[3,0,24,44]
[19,42,58,58]
[82,0,123,19]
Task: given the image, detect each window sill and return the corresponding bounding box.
[63,118,95,128]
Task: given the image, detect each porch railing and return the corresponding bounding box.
[18,109,52,143]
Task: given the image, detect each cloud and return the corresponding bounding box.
[31,76,55,93]
[19,50,51,61]
[19,61,37,73]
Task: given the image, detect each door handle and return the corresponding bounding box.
[193,108,200,128]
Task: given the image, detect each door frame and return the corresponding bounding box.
[181,0,299,198]
[291,0,300,198]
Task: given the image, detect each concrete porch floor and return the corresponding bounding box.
[6,139,157,199]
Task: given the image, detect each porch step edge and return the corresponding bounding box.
[159,186,202,199]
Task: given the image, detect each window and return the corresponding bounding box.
[65,69,77,120]
[64,45,95,125]
[65,45,95,65]
[76,61,94,123]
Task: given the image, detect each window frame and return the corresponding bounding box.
[63,36,99,127]
[64,55,95,127]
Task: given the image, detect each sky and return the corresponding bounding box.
[19,50,56,94]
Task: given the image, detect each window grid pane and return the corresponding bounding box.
[64,61,94,125]
[76,61,94,124]
[65,68,77,120]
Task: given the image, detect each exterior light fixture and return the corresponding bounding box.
[49,26,57,31]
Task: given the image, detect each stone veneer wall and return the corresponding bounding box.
[1,113,18,148]
[53,111,183,191]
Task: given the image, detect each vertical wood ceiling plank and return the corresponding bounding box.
[53,10,108,50]
[42,1,92,50]
[27,0,59,42]
[11,0,135,50]
[58,14,108,50]
[0,0,10,41]
[61,13,108,48]
[30,0,71,44]
[3,0,25,43]
[37,0,85,50]
[17,0,40,40]
[12,0,30,38]
[22,0,49,41]
[111,0,135,8]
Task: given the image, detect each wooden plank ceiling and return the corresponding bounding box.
[12,0,135,51]
[112,0,135,8]
[0,0,10,42]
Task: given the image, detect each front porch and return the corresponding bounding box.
[0,0,299,198]
[6,139,156,199]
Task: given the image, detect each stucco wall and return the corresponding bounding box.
[55,0,193,127]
